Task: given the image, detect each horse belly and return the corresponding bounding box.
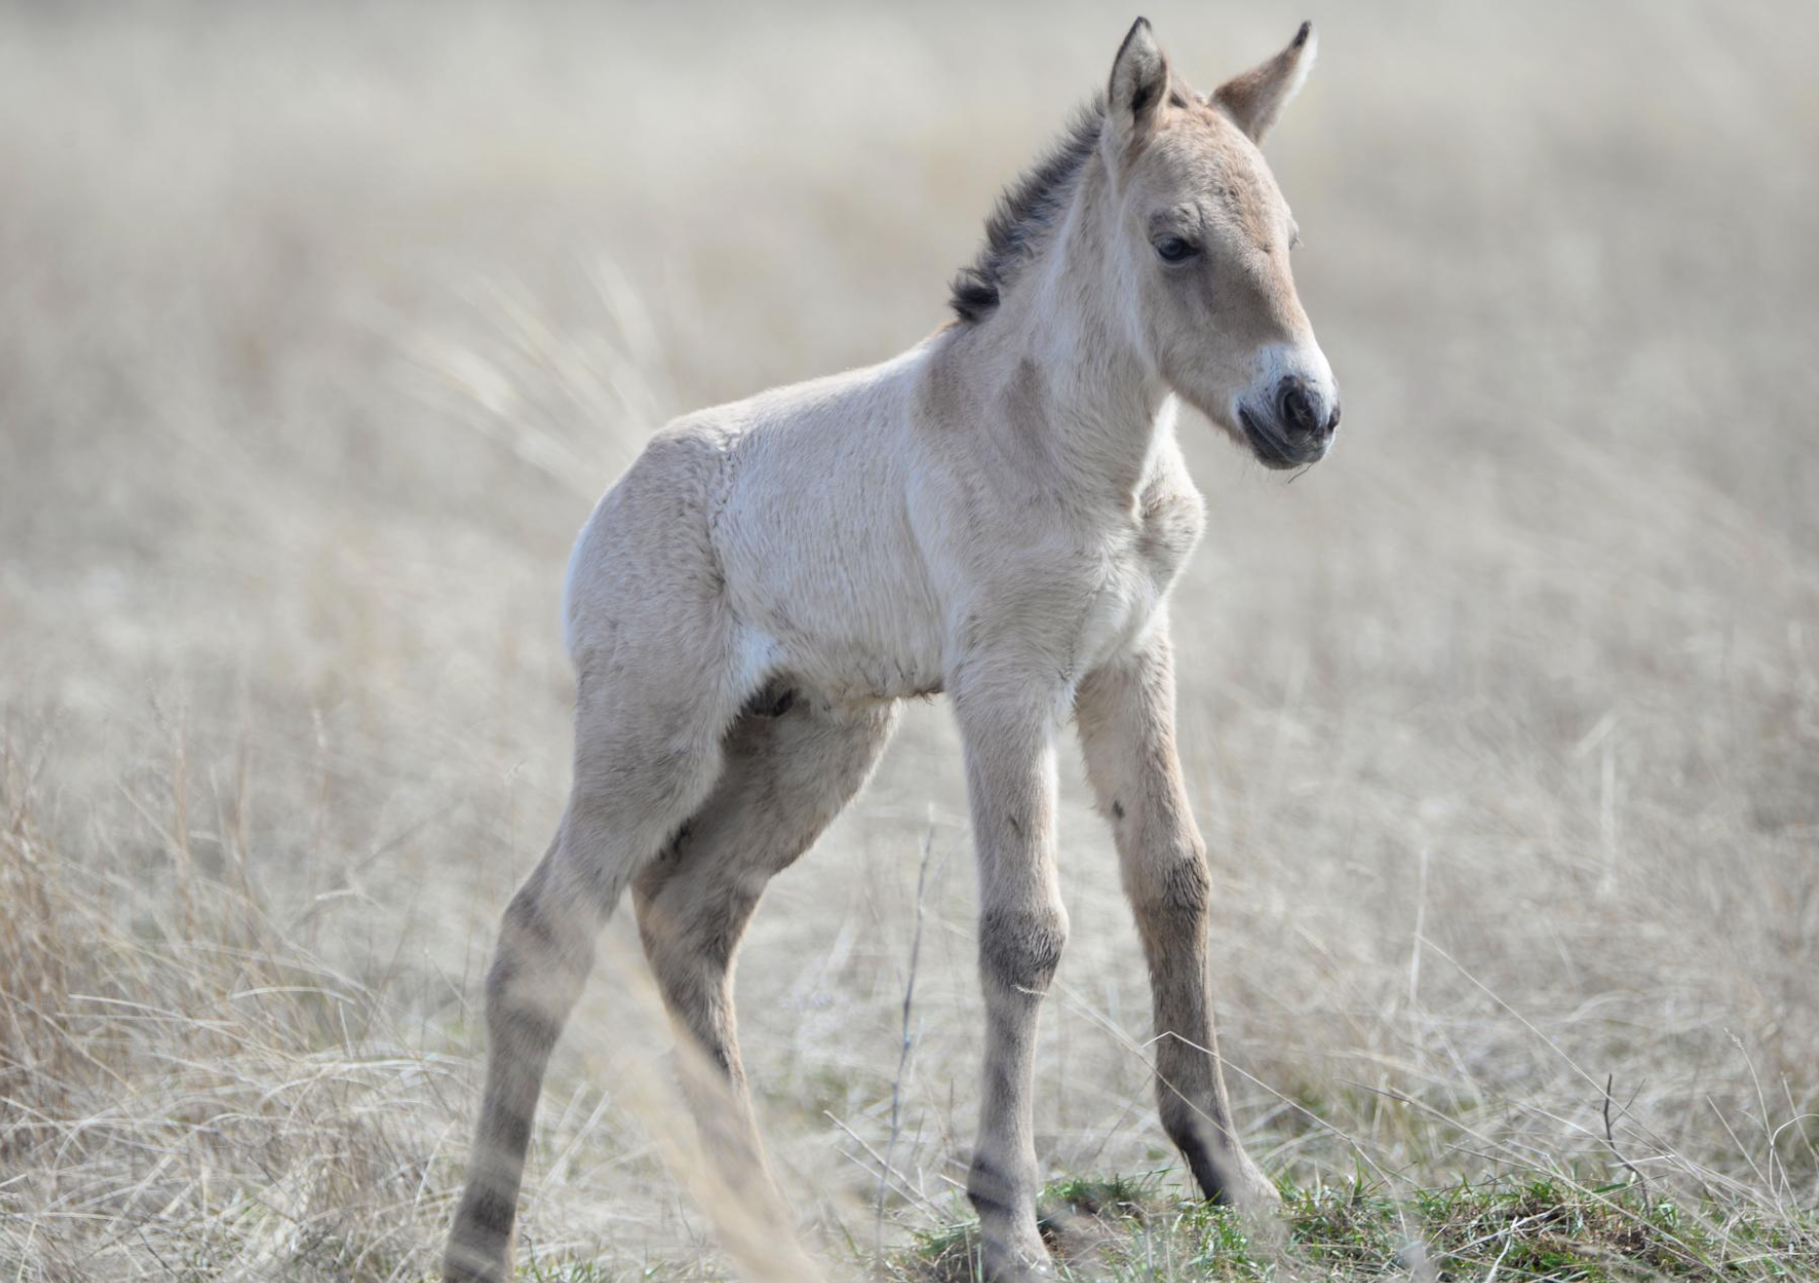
[747,584,946,706]
[721,502,946,705]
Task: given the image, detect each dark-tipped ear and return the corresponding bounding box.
[1108,17,1169,138]
[1213,20,1316,144]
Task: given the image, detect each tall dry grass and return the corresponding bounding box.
[2,3,1816,1279]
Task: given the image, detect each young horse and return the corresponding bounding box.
[446,17,1338,1283]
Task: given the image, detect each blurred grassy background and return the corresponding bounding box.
[2,2,1816,1279]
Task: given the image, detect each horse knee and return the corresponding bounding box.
[978,902,1069,996]
[1156,844,1212,914]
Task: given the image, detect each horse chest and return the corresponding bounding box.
[1071,490,1204,673]
[1074,561,1157,673]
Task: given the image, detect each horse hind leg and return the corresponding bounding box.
[632,688,897,1256]
[444,656,749,1283]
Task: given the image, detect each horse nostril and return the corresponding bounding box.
[1278,378,1317,435]
[1326,402,1342,435]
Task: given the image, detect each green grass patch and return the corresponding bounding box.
[883,1173,1819,1282]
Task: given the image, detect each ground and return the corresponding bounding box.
[1,3,1816,1281]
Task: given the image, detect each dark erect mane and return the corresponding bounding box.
[948,99,1106,324]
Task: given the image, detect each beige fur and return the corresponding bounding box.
[445,19,1337,1283]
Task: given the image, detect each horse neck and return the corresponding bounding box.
[954,157,1174,507]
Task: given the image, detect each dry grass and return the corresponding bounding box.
[2,3,1816,1279]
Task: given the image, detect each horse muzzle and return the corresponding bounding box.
[1239,374,1341,470]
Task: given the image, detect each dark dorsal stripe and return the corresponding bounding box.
[948,99,1106,324]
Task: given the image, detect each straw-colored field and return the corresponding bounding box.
[2,3,1815,1279]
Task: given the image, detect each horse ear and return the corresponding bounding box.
[1213,20,1317,144]
[1108,18,1169,140]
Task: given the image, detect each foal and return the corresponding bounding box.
[446,18,1339,1282]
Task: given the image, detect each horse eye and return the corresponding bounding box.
[1154,236,1199,264]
